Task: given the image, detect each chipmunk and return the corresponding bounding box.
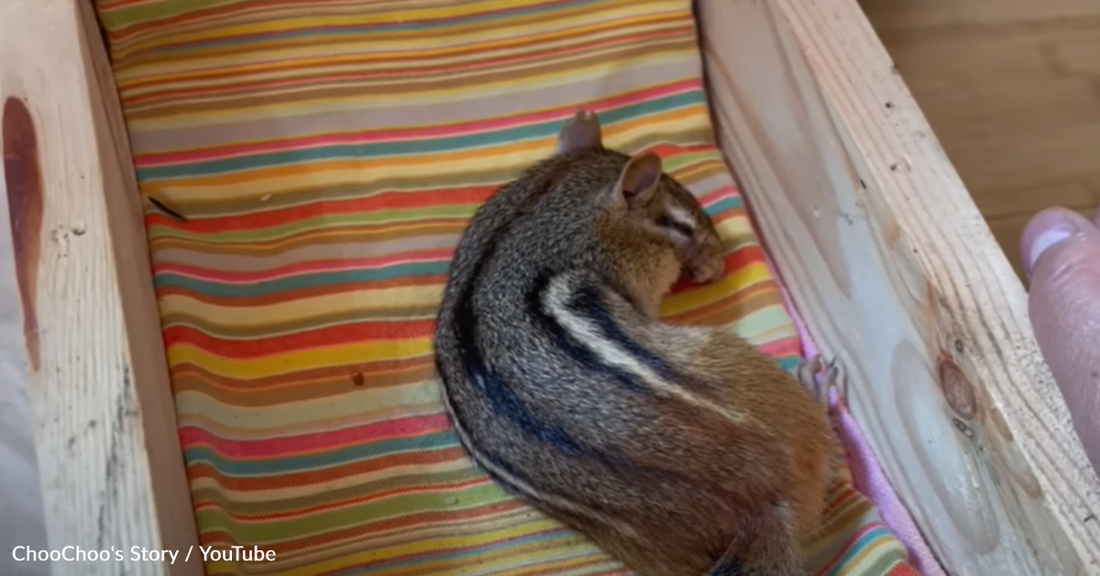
[433,109,843,576]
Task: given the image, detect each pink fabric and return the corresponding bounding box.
[763,255,947,576]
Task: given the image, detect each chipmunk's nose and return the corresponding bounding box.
[691,260,724,283]
[689,246,725,284]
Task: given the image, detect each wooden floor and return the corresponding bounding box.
[860,0,1100,280]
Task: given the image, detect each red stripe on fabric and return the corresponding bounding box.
[163,320,436,357]
[179,413,452,459]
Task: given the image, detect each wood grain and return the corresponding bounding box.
[0,1,200,574]
[694,0,1100,573]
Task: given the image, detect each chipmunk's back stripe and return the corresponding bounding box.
[542,273,748,423]
[439,189,602,467]
[449,269,705,494]
[566,283,684,384]
[527,272,646,393]
[452,261,589,458]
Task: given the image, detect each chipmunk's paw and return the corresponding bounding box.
[556,108,603,154]
[794,355,848,407]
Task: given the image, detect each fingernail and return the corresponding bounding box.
[1027,227,1071,275]
[1021,209,1081,278]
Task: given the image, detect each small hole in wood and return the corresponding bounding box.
[952,417,974,438]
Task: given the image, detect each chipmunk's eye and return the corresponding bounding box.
[657,214,695,238]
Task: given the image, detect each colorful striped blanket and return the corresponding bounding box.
[94,0,922,574]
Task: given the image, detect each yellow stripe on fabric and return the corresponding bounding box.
[600,110,713,150]
[123,49,700,130]
[825,539,908,576]
[115,7,687,84]
[217,523,594,576]
[159,286,443,327]
[204,525,593,576]
[364,509,539,543]
[142,108,711,206]
[659,262,773,316]
[176,405,448,443]
[111,0,690,61]
[150,224,463,253]
[109,0,683,59]
[168,340,431,379]
[189,460,476,503]
[715,212,760,241]
[174,383,442,431]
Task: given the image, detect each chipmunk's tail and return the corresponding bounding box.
[703,556,748,576]
[701,504,803,576]
[703,555,800,576]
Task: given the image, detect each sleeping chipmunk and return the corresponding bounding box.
[433,109,844,576]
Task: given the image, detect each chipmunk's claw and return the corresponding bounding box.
[794,355,849,408]
[795,355,826,403]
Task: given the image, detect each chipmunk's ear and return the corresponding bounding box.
[555,109,602,155]
[612,152,662,207]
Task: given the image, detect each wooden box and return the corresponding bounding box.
[2,0,1099,574]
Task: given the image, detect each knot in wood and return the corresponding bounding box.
[3,97,44,372]
[938,356,977,421]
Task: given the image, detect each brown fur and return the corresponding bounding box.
[433,109,841,576]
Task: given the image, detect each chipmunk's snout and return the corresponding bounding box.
[687,233,725,284]
[653,201,726,285]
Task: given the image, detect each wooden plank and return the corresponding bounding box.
[0,1,200,574]
[694,0,1100,574]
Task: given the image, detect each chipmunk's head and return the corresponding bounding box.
[555,109,726,292]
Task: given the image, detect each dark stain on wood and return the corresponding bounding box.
[97,365,131,549]
[939,354,978,421]
[3,97,44,372]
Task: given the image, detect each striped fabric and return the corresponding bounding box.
[93,0,921,575]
